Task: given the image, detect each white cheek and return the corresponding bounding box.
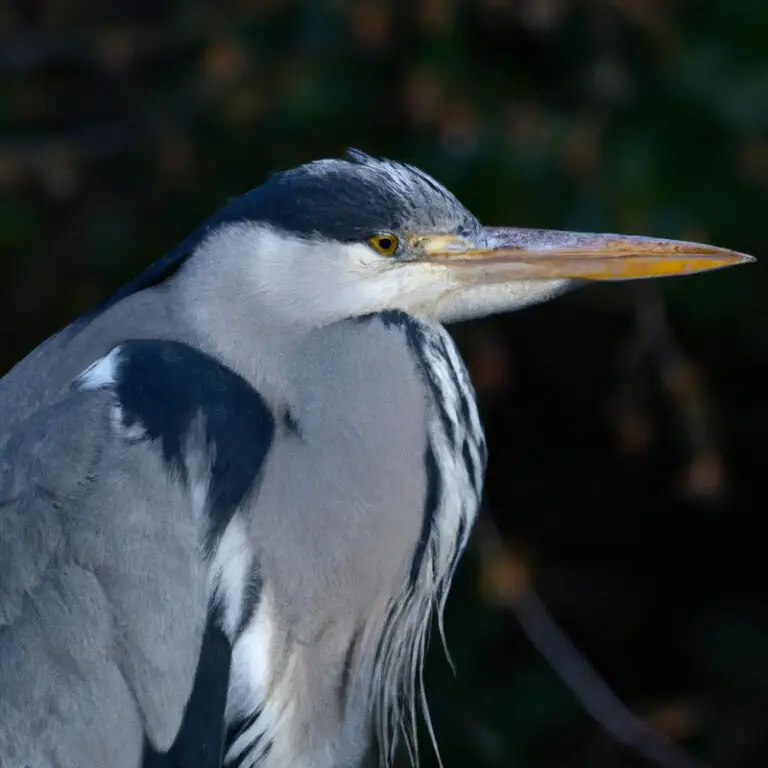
[334,246,459,318]
[190,223,464,329]
[252,236,449,324]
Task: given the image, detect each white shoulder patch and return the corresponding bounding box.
[73,346,146,440]
[75,346,124,391]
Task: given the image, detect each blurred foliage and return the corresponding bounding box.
[2,1,768,766]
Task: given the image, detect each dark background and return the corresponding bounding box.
[2,1,768,766]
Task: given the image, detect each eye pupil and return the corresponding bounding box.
[369,233,399,255]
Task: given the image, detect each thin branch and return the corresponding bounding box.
[474,513,717,768]
[632,285,726,500]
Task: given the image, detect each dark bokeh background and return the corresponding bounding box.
[2,1,768,766]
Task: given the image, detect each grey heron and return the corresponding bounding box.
[0,150,752,768]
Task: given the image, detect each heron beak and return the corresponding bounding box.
[417,228,755,280]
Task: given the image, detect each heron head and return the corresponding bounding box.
[180,150,754,331]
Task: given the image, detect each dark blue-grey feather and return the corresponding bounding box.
[103,340,276,765]
[411,445,441,589]
[142,602,232,768]
[110,340,275,552]
[224,706,273,768]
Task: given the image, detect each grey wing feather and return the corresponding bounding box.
[0,371,211,767]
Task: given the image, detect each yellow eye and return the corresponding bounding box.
[368,233,399,256]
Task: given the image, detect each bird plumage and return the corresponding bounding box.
[0,349,224,767]
[369,312,485,765]
[1,150,750,768]
[0,303,481,767]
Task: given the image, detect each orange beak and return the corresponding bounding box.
[417,227,754,280]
